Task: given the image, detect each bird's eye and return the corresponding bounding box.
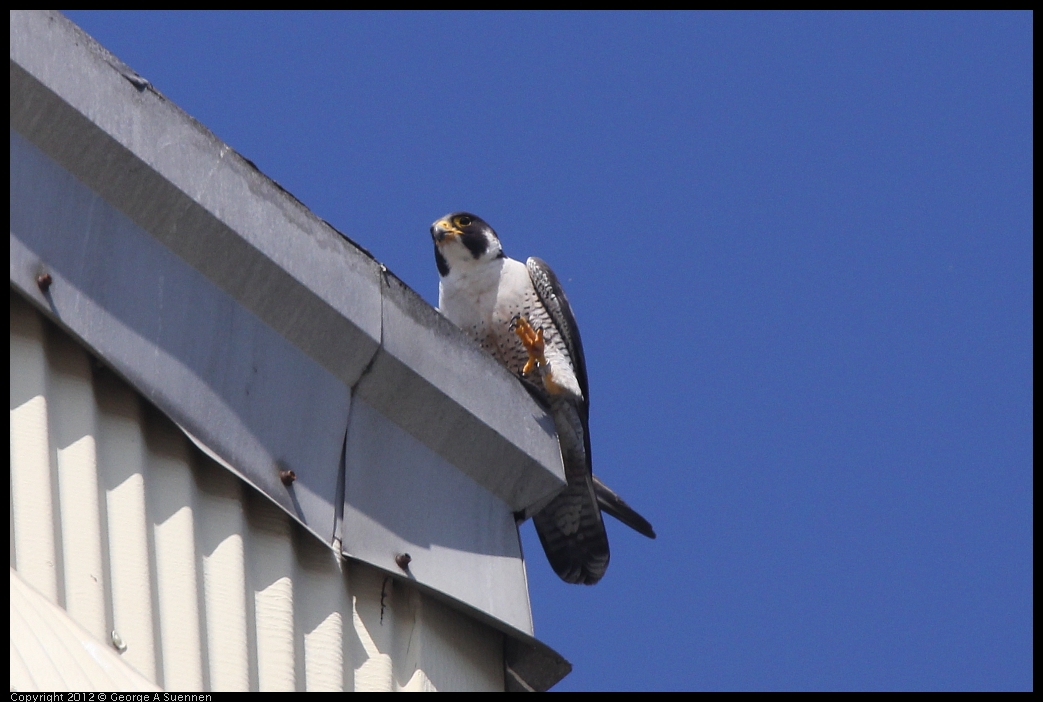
[456,215,472,227]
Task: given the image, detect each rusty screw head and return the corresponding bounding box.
[279,469,296,486]
[395,553,412,571]
[37,273,53,292]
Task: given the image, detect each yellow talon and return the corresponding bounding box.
[512,316,547,376]
[522,329,545,375]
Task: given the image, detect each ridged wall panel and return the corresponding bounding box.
[9,293,504,692]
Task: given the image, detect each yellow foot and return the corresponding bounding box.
[511,315,547,376]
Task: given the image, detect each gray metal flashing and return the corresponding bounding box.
[10,10,570,687]
[10,127,352,550]
[342,395,533,631]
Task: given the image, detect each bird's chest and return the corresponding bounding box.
[440,262,544,372]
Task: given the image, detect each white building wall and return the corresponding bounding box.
[10,567,163,693]
[9,292,505,692]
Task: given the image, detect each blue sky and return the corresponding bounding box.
[61,11,1032,691]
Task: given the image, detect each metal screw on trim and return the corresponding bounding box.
[37,273,52,292]
[111,630,128,653]
[279,469,296,486]
[395,553,412,571]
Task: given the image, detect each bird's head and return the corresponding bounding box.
[431,212,504,277]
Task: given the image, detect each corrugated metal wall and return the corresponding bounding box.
[9,292,504,692]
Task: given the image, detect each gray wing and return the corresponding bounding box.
[526,259,655,583]
[527,258,609,584]
[525,257,589,409]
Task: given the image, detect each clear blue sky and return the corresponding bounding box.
[62,11,1032,691]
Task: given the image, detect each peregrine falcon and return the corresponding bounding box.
[431,212,655,585]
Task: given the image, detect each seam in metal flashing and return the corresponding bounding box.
[333,264,385,556]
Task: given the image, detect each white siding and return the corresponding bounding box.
[9,293,504,692]
[10,567,163,693]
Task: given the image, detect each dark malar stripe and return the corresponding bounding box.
[434,246,450,277]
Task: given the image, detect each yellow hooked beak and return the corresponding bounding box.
[431,219,464,245]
